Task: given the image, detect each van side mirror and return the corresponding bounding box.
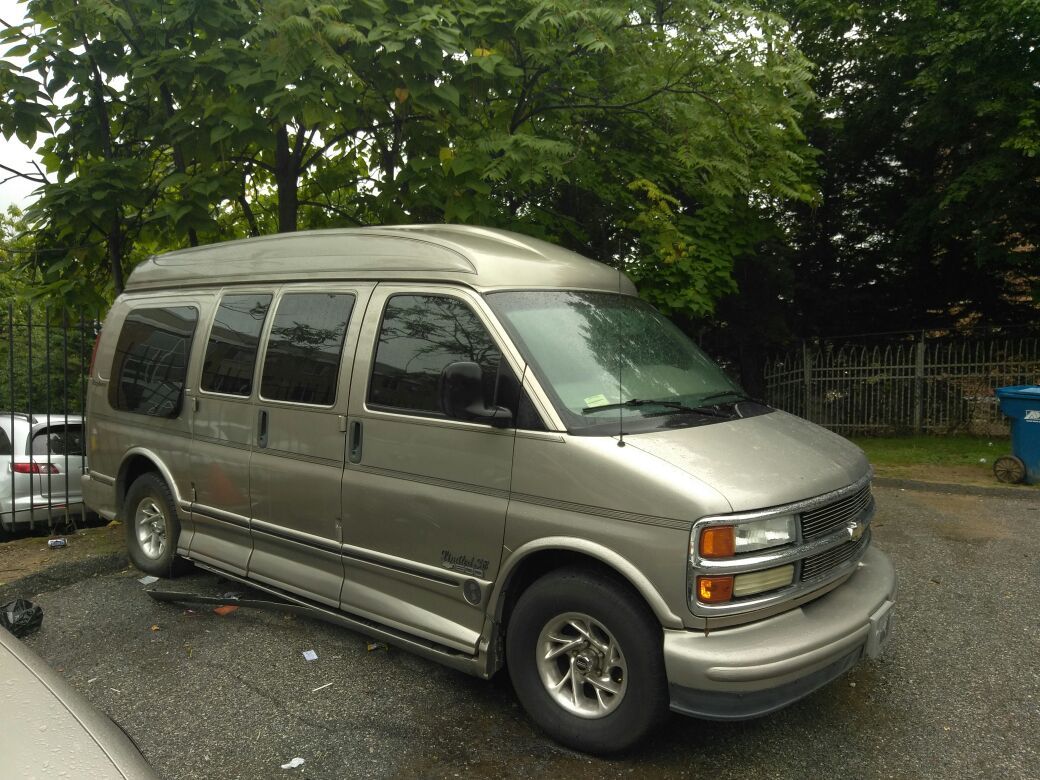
[439,362,513,428]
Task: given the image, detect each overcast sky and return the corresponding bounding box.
[0,0,41,211]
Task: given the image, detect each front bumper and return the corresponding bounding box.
[665,545,896,720]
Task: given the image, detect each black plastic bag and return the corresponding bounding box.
[0,598,44,638]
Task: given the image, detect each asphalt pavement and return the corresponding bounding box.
[16,486,1040,779]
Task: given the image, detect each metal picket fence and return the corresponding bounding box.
[763,335,1040,436]
[0,300,100,533]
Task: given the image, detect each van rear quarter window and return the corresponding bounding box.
[259,293,354,406]
[201,294,272,396]
[108,306,198,418]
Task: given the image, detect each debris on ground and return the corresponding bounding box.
[213,605,238,616]
[312,682,333,693]
[301,649,318,661]
[138,575,159,585]
[150,624,160,632]
[280,757,305,770]
[47,538,67,549]
[0,598,44,637]
[366,641,388,652]
[106,519,121,527]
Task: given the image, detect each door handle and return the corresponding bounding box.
[257,409,269,449]
[348,420,362,464]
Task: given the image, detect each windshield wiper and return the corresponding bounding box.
[697,390,762,405]
[581,398,729,417]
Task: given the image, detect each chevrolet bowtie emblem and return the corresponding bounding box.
[847,522,865,541]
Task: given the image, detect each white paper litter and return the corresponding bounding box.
[138,575,159,585]
[301,649,318,661]
[280,757,305,770]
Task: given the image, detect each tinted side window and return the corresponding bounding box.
[369,295,502,415]
[0,426,11,456]
[109,307,198,417]
[260,293,355,405]
[201,294,272,396]
[31,425,85,456]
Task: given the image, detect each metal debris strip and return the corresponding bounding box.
[765,335,1040,435]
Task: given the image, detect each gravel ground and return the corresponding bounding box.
[14,486,1040,779]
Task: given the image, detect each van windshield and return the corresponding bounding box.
[487,291,754,435]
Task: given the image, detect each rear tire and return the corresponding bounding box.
[506,567,669,754]
[124,473,190,577]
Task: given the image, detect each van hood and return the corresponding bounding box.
[623,410,869,513]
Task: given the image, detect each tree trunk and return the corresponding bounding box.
[108,224,125,294]
[274,125,298,233]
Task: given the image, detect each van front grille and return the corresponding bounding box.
[800,484,872,540]
[800,533,870,582]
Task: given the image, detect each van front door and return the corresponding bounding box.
[246,286,371,606]
[341,286,520,653]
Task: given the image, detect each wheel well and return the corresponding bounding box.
[116,455,161,509]
[495,549,653,639]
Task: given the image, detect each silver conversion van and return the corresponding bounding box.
[82,225,895,753]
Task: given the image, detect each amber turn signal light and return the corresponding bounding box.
[699,526,735,558]
[696,575,734,603]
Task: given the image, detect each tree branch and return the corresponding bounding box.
[0,163,47,184]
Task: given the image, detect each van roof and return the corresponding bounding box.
[125,225,637,295]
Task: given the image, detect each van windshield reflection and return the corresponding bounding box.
[487,291,758,435]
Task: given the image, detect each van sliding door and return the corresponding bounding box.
[245,285,373,607]
[189,291,273,574]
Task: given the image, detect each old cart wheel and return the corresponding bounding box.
[994,455,1026,484]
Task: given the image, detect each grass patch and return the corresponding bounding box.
[849,435,1010,469]
[848,435,1037,488]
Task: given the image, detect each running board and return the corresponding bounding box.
[146,565,489,679]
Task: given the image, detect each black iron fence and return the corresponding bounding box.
[764,335,1040,436]
[0,301,100,534]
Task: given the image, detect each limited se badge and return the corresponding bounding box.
[440,550,490,577]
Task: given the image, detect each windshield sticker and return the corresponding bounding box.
[583,394,610,408]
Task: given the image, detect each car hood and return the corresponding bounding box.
[0,629,158,779]
[623,409,869,513]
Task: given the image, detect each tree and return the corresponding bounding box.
[0,0,818,325]
[755,0,1040,340]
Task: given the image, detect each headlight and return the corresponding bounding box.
[696,513,797,558]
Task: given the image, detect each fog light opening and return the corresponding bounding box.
[732,564,795,598]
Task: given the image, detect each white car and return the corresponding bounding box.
[0,413,85,536]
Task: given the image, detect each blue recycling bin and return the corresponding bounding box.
[995,385,1040,484]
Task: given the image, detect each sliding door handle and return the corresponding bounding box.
[257,409,269,449]
[348,420,363,464]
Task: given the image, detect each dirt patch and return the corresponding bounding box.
[898,491,1017,543]
[0,523,128,600]
[873,463,1039,491]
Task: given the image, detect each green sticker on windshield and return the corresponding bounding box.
[583,393,610,408]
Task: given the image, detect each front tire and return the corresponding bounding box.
[124,473,190,577]
[506,567,669,754]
